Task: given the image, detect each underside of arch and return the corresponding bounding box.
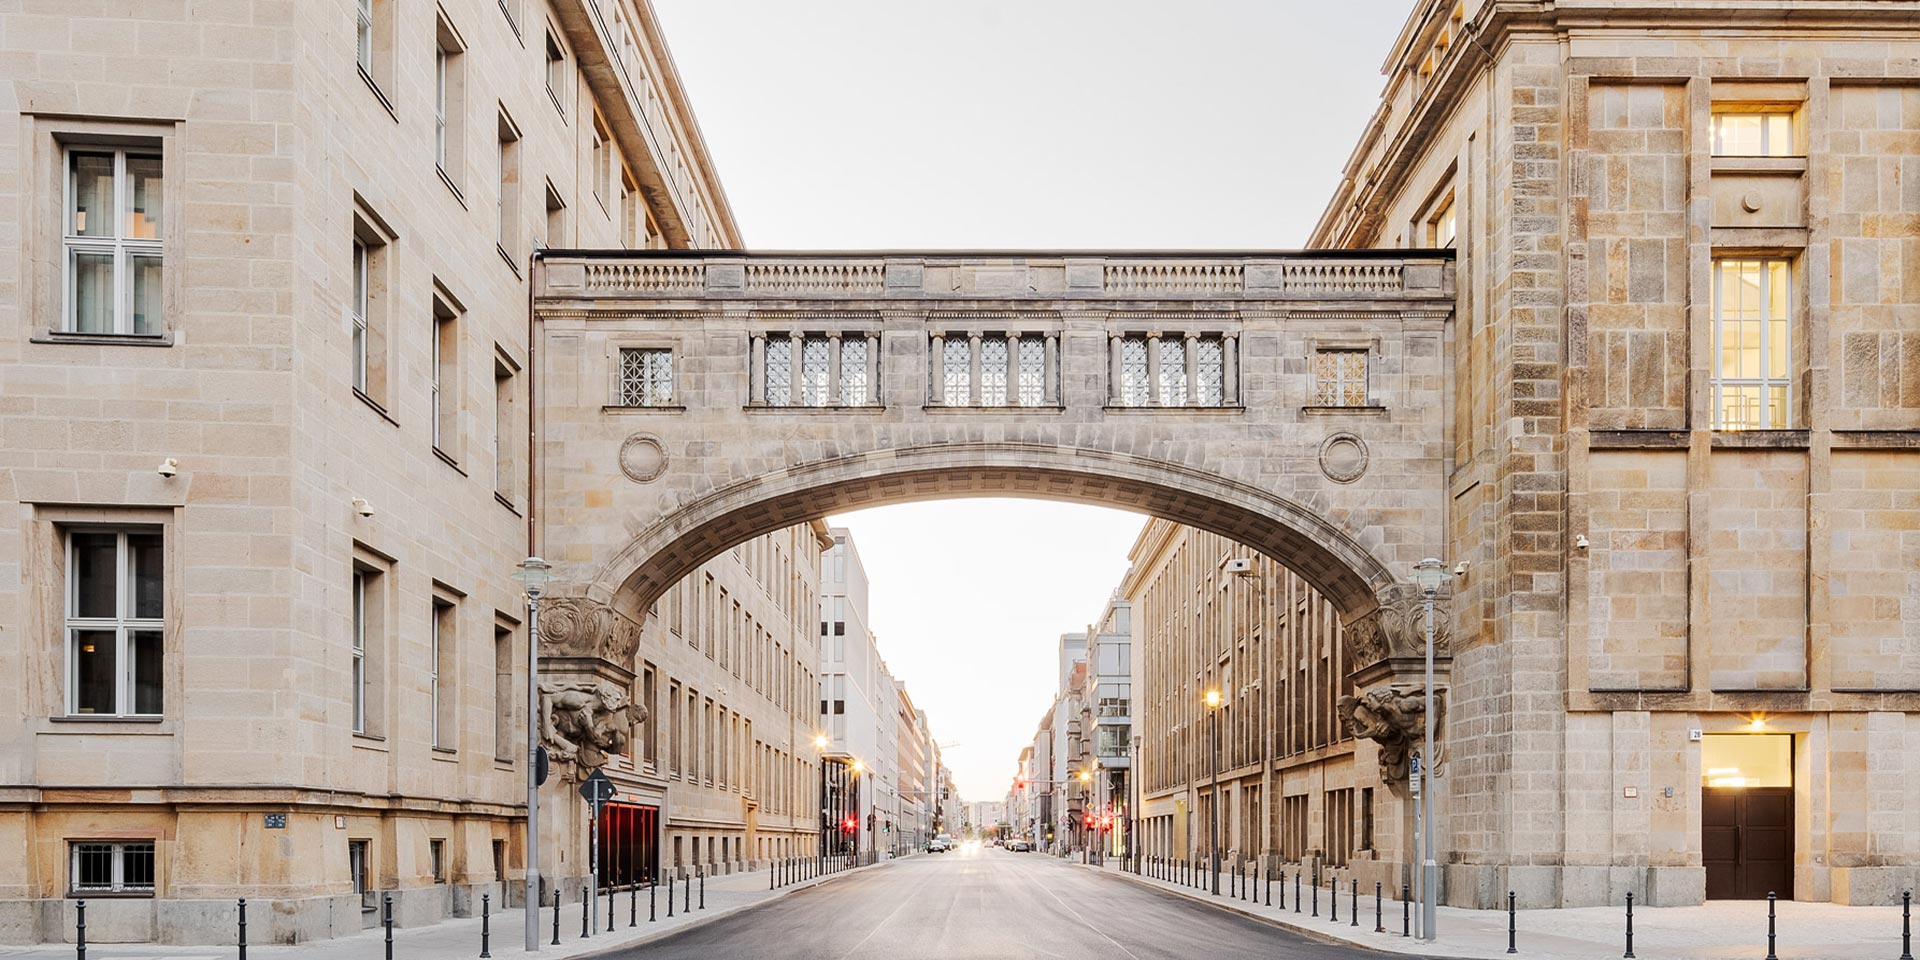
[592,441,1398,625]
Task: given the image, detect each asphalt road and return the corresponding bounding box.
[616,846,1398,960]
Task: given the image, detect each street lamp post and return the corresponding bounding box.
[814,735,828,872]
[1130,733,1143,874]
[1410,557,1452,942]
[513,557,552,953]
[1204,688,1222,895]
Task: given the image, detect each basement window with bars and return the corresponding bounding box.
[617,348,674,407]
[70,841,155,895]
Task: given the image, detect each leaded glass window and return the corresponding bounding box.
[800,335,830,406]
[618,347,673,406]
[1017,336,1045,406]
[943,337,970,405]
[1313,350,1369,406]
[1712,259,1791,430]
[765,338,792,405]
[1196,337,1225,406]
[980,336,1009,406]
[1119,336,1149,407]
[1158,336,1188,406]
[839,336,870,405]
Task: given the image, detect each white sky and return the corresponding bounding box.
[651,0,1414,802]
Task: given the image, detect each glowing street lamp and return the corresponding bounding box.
[1204,688,1223,894]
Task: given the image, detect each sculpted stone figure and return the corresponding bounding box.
[1337,685,1443,786]
[538,680,644,770]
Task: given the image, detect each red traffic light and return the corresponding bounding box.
[841,817,857,832]
[1083,814,1095,829]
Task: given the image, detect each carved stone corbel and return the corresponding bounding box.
[537,597,643,667]
[538,679,648,776]
[1337,685,1446,791]
[1341,581,1452,687]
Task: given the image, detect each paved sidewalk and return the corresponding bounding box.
[0,858,887,960]
[1083,859,1914,959]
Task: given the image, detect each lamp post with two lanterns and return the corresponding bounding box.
[512,557,552,952]
[1410,557,1452,942]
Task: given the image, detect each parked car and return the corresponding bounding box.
[927,838,949,853]
[1007,838,1031,852]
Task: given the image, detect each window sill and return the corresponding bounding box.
[359,66,398,123]
[352,733,388,750]
[354,389,399,427]
[1711,429,1809,449]
[745,404,885,413]
[1709,155,1807,175]
[433,446,467,476]
[547,87,566,120]
[494,756,517,769]
[922,404,1064,413]
[1301,404,1387,416]
[1103,404,1245,413]
[495,491,522,516]
[437,166,466,207]
[432,746,458,760]
[498,244,522,276]
[66,891,154,900]
[605,404,687,414]
[48,714,165,725]
[32,332,173,347]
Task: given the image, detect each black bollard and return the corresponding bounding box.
[76,899,86,960]
[1905,890,1914,960]
[1330,873,1338,922]
[1377,881,1385,933]
[1296,871,1303,914]
[1507,890,1517,954]
[771,862,776,890]
[1624,891,1636,959]
[551,887,560,945]
[1766,891,1778,960]
[1267,864,1273,907]
[684,872,691,914]
[1351,878,1358,927]
[580,884,589,939]
[629,881,637,928]
[699,867,705,910]
[383,893,394,960]
[666,874,675,918]
[649,879,657,923]
[609,883,616,933]
[480,894,491,958]
[1313,872,1320,917]
[238,897,248,960]
[1403,883,1411,937]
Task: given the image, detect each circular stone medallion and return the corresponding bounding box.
[619,434,668,483]
[1318,432,1369,484]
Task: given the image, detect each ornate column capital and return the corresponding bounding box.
[537,596,643,666]
[1342,581,1452,686]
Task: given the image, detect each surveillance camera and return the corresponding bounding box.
[352,497,375,519]
[1452,560,1470,576]
[1574,534,1590,549]
[157,458,179,478]
[1222,558,1254,575]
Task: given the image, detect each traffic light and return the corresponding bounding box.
[1083,813,1095,830]
[841,817,857,833]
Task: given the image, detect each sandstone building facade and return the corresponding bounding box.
[1310,0,1920,907]
[0,0,758,944]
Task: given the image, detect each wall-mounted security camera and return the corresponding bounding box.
[1574,534,1590,549]
[1452,560,1470,576]
[352,497,375,519]
[157,458,179,478]
[1222,558,1254,575]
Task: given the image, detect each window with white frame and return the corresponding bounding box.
[352,570,368,733]
[70,841,155,895]
[431,599,454,749]
[356,0,374,73]
[433,19,465,188]
[544,30,566,114]
[64,147,163,336]
[432,296,459,456]
[1430,195,1457,248]
[65,529,163,717]
[1712,258,1793,430]
[591,117,612,209]
[618,347,674,406]
[434,47,450,169]
[1312,349,1369,406]
[1712,111,1796,157]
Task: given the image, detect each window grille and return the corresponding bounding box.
[800,336,830,406]
[1017,336,1045,406]
[943,338,971,405]
[1712,259,1791,429]
[618,348,673,406]
[1196,337,1225,405]
[1119,337,1149,407]
[1313,350,1369,406]
[71,841,154,894]
[1158,336,1188,406]
[839,337,869,405]
[764,338,792,405]
[980,336,1009,406]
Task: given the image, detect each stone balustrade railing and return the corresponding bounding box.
[540,253,1451,301]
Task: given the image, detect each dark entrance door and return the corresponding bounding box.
[598,802,660,887]
[1703,787,1793,899]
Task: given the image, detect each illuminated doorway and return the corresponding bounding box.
[1701,733,1793,900]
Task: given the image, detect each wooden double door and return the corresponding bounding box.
[1703,787,1793,900]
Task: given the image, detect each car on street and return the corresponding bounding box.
[927,838,948,853]
[1006,838,1031,852]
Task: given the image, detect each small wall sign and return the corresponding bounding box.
[263,813,287,829]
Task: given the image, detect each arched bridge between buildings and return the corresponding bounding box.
[530,250,1455,692]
